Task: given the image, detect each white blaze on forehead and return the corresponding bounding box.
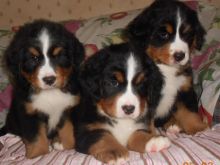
[38,29,56,88]
[170,10,189,65]
[116,54,140,119]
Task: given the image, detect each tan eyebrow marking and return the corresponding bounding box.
[53,47,63,56]
[29,47,40,56]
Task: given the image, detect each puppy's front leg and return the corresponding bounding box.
[128,130,170,153]
[88,132,129,164]
[24,123,49,158]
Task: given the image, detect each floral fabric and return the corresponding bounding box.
[0,0,219,128]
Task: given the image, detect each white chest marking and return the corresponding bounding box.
[104,118,145,147]
[155,64,186,118]
[31,89,78,131]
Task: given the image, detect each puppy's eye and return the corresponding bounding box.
[157,26,170,40]
[104,79,119,87]
[32,55,39,62]
[158,31,169,40]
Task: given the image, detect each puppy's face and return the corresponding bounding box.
[127,0,206,66]
[80,44,163,120]
[5,20,84,90]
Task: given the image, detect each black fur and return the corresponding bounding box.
[126,0,207,131]
[3,20,84,144]
[72,43,163,154]
[126,0,206,51]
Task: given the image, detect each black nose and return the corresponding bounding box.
[42,76,56,86]
[122,105,135,115]
[174,52,185,62]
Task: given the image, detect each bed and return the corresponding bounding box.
[0,0,220,164]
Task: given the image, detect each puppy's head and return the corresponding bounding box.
[4,20,84,90]
[126,0,206,66]
[80,43,163,119]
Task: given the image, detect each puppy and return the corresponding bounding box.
[4,20,84,158]
[72,43,170,164]
[126,0,208,134]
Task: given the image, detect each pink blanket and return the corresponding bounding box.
[1,124,220,165]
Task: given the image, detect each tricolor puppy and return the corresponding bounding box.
[126,0,208,134]
[4,20,84,158]
[73,43,170,164]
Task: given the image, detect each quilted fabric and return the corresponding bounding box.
[0,0,219,128]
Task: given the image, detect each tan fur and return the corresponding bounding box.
[88,132,129,164]
[24,124,49,158]
[58,119,75,149]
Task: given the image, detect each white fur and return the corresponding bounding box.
[108,157,128,165]
[104,118,145,147]
[116,54,140,119]
[170,10,189,65]
[166,124,181,134]
[52,142,64,150]
[145,136,171,152]
[31,89,78,131]
[155,64,186,118]
[38,29,56,89]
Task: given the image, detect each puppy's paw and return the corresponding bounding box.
[52,142,64,150]
[94,148,129,164]
[166,124,181,134]
[145,136,171,152]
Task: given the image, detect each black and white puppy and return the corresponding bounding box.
[72,43,170,164]
[4,20,84,158]
[126,0,208,134]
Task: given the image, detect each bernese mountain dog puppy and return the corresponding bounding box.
[126,0,208,134]
[72,43,170,164]
[3,20,84,158]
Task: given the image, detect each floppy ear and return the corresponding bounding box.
[71,36,85,68]
[126,8,152,40]
[79,50,108,100]
[3,34,24,83]
[194,19,206,50]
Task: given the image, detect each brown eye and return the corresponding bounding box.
[104,78,119,87]
[157,27,170,40]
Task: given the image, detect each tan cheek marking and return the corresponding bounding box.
[21,69,40,89]
[180,76,192,92]
[58,119,75,149]
[28,47,40,56]
[88,132,129,164]
[24,124,49,158]
[174,102,209,135]
[25,102,36,114]
[55,67,72,87]
[113,71,124,83]
[97,94,121,117]
[165,24,173,34]
[53,47,63,56]
[146,44,171,65]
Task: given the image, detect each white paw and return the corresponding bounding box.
[145,136,171,152]
[52,142,64,150]
[108,157,128,165]
[166,124,181,134]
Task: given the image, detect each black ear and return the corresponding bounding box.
[126,8,152,40]
[71,36,85,68]
[194,19,206,50]
[3,34,24,82]
[79,50,108,100]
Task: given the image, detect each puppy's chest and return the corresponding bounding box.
[155,64,187,118]
[31,89,78,130]
[105,119,145,147]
